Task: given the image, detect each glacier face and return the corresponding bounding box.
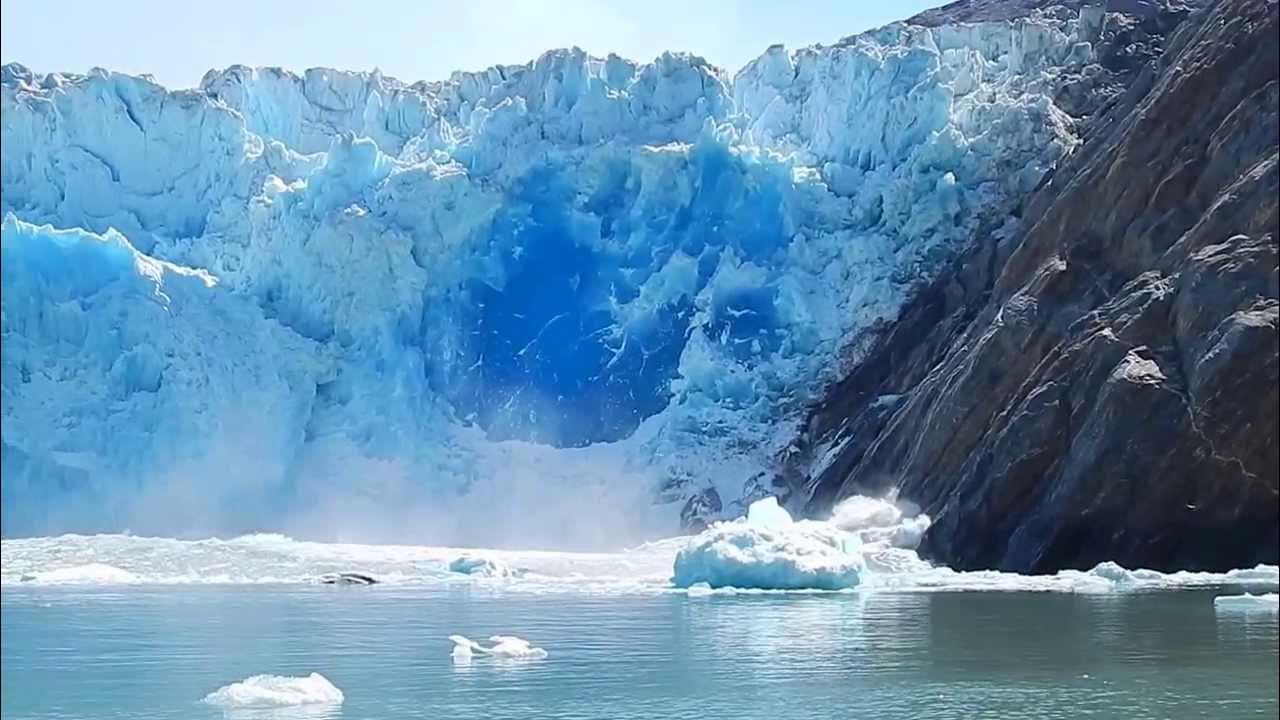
[1,8,1104,541]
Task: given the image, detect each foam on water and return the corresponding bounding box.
[202,673,344,708]
[3,496,1275,597]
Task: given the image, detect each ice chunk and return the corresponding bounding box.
[1214,593,1279,611]
[449,634,547,662]
[486,635,550,659]
[673,498,865,590]
[745,496,794,529]
[202,673,344,708]
[449,635,480,664]
[448,555,519,578]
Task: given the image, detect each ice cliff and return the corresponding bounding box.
[3,4,1119,541]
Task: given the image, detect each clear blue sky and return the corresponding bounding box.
[1,0,941,88]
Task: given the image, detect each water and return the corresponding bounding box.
[3,585,1277,719]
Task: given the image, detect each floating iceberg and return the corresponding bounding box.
[202,673,344,708]
[671,497,866,590]
[449,634,548,663]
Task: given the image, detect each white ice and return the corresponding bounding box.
[202,673,344,708]
[24,563,139,585]
[672,496,867,590]
[1214,593,1280,611]
[449,634,548,663]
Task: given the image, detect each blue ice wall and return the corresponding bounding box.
[0,11,1096,536]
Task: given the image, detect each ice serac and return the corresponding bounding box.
[790,0,1279,573]
[0,3,1169,542]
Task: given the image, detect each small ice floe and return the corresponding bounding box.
[449,634,548,664]
[447,555,522,578]
[1213,592,1279,611]
[202,672,344,708]
[315,572,378,586]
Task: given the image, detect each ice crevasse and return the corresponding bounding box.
[2,7,1106,539]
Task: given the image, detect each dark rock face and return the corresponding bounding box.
[793,0,1278,573]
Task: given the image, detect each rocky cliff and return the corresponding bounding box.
[791,0,1278,572]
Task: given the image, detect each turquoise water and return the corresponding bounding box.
[3,585,1277,719]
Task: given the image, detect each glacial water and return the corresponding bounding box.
[3,541,1278,719]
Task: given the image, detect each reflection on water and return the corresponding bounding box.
[2,587,1276,720]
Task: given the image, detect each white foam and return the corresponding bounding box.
[26,563,139,585]
[1214,593,1279,611]
[202,673,344,708]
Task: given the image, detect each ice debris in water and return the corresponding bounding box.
[448,555,521,578]
[745,496,794,529]
[1214,593,1279,611]
[202,673,344,707]
[449,635,548,664]
[672,496,866,590]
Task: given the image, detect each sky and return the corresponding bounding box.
[1,0,941,88]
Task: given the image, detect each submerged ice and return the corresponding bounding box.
[2,9,1106,537]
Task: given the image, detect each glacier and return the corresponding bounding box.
[2,7,1107,540]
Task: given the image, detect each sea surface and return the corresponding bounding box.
[3,550,1278,719]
